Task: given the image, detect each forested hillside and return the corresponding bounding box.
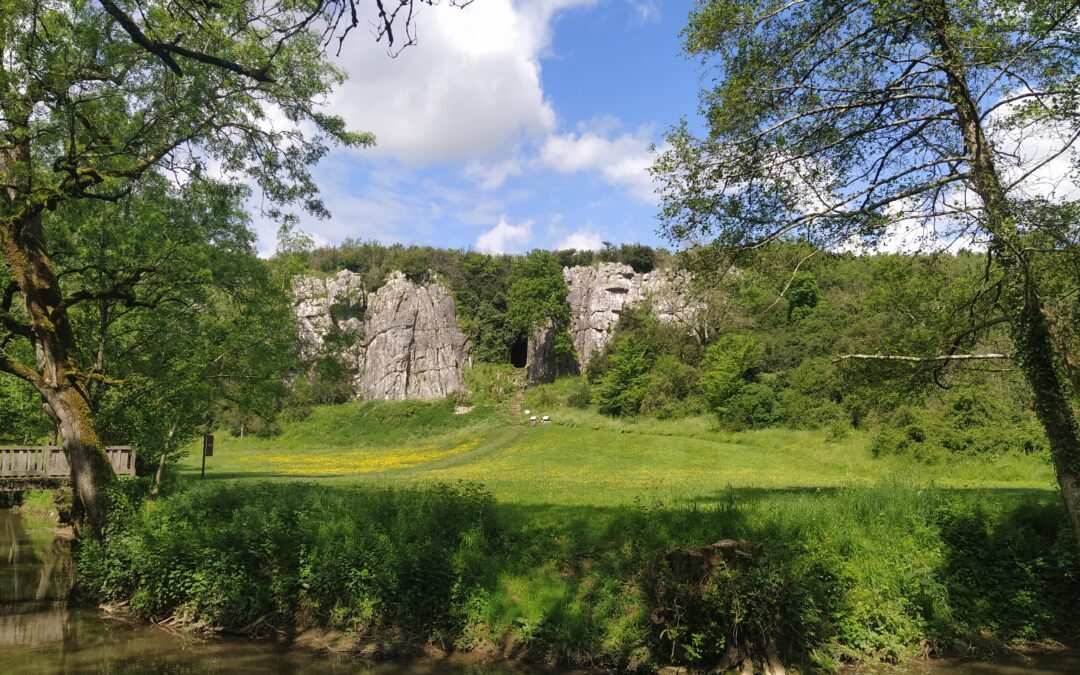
[2,237,1060,473]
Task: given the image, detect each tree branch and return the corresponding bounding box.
[99,0,275,82]
[833,353,1010,364]
[0,355,45,389]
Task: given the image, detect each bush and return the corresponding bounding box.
[719,382,782,430]
[871,384,1047,462]
[566,377,592,408]
[78,482,499,638]
[464,362,519,406]
[700,334,765,416]
[785,272,820,322]
[639,355,701,419]
[777,357,845,429]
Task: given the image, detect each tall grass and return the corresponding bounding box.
[78,480,1079,670]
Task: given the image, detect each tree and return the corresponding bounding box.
[653,0,1080,533]
[507,251,572,337]
[700,334,765,413]
[786,272,820,322]
[52,176,298,492]
[597,336,651,417]
[0,1,442,530]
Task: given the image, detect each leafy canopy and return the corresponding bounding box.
[653,0,1080,252]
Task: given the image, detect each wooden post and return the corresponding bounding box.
[201,434,214,479]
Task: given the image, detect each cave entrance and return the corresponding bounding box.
[510,337,528,368]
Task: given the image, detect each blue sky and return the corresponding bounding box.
[256,0,704,255]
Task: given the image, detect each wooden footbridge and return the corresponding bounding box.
[0,446,135,487]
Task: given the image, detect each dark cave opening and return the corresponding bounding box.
[510,337,528,368]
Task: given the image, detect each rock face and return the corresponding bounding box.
[292,270,366,364]
[526,321,559,386]
[359,272,470,400]
[563,263,701,370]
[293,271,469,400]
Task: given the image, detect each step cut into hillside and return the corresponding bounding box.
[293,270,469,400]
[562,262,701,371]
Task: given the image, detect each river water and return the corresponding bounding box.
[1,508,1076,674]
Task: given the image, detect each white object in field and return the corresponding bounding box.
[541,415,551,425]
[529,415,538,425]
[524,409,531,416]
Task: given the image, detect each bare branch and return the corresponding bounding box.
[833,353,1010,364]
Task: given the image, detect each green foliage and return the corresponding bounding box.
[596,337,652,417]
[284,355,355,419]
[0,348,52,443]
[776,357,845,429]
[871,383,1048,463]
[786,272,820,322]
[721,381,782,431]
[700,334,765,415]
[79,482,499,637]
[464,363,520,406]
[507,250,572,338]
[552,242,670,272]
[39,176,299,478]
[934,499,1080,644]
[77,480,1080,669]
[617,241,656,274]
[639,355,702,419]
[566,377,593,408]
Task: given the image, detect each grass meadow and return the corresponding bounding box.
[178,398,1057,504]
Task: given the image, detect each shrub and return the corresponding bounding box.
[786,272,820,322]
[871,384,1047,462]
[719,382,782,431]
[777,357,845,429]
[76,482,1080,670]
[566,377,592,408]
[639,355,700,419]
[464,362,519,406]
[78,482,499,638]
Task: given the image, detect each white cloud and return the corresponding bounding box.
[990,100,1080,201]
[465,155,524,190]
[556,228,604,250]
[538,122,659,202]
[476,217,534,253]
[331,0,595,165]
[625,0,661,23]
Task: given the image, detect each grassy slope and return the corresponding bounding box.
[180,398,1057,505]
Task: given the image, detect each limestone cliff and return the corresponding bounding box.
[359,272,470,400]
[562,263,701,370]
[293,271,469,400]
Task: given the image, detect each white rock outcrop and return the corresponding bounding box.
[359,272,470,400]
[293,271,469,400]
[292,270,366,364]
[563,263,701,370]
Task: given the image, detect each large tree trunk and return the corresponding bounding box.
[929,4,1080,535]
[43,388,115,530]
[0,205,116,533]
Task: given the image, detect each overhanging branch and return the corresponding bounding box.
[0,355,45,389]
[99,0,274,82]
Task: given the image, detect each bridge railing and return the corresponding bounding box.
[0,446,136,478]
